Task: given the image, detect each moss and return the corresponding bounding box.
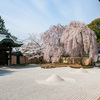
[41,63,93,69]
[20,63,37,66]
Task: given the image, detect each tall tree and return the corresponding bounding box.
[41,24,66,62]
[61,21,98,59]
[88,18,100,42]
[0,16,8,33]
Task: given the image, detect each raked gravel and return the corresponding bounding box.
[0,65,100,100]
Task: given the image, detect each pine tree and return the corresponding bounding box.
[0,16,8,33]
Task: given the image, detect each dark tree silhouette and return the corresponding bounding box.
[0,16,8,33]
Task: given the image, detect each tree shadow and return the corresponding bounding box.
[15,65,41,69]
[0,70,15,76]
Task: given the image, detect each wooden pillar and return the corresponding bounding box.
[8,45,12,66]
[9,46,12,66]
[4,50,6,65]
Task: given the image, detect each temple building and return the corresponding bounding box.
[0,32,22,66]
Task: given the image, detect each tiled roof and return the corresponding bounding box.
[0,32,23,47]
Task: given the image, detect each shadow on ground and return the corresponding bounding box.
[14,65,41,69]
[0,70,15,76]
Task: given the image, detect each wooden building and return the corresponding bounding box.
[0,32,22,66]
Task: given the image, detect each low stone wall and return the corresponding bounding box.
[55,57,92,66]
[11,55,92,66]
[82,58,92,65]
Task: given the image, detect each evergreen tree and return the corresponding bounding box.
[88,18,100,42]
[0,16,8,33]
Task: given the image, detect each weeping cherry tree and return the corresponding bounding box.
[61,21,98,59]
[41,24,66,62]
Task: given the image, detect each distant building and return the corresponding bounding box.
[0,32,22,66]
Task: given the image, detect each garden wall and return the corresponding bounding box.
[11,55,17,65]
[11,55,43,65]
[55,57,92,65]
[19,56,37,64]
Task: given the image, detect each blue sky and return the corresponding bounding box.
[0,0,100,40]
